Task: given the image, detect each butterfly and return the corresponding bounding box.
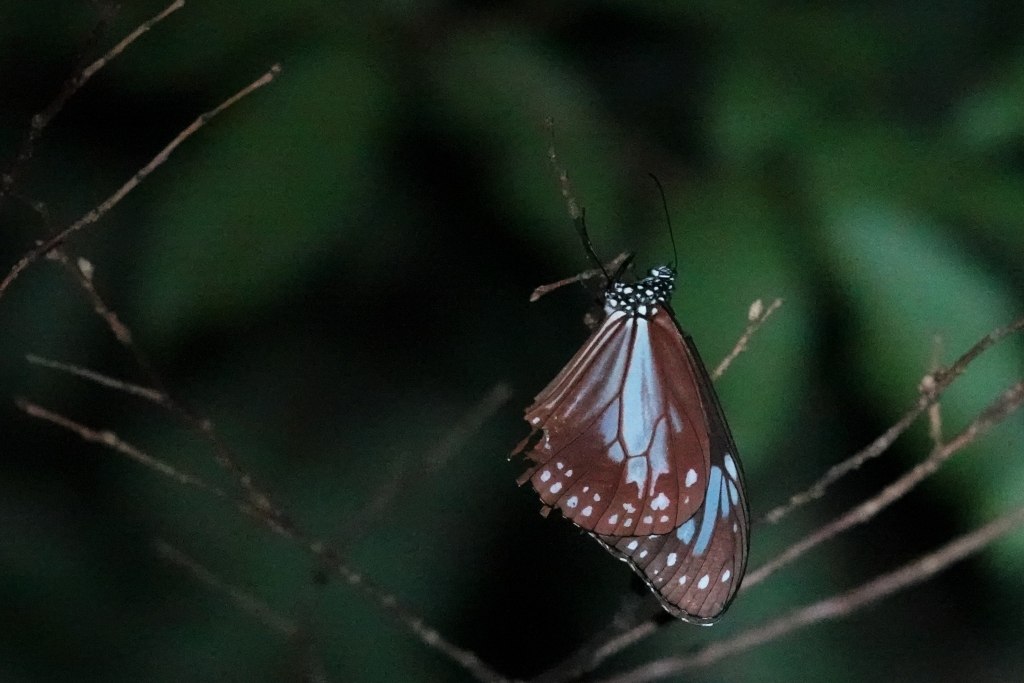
[514,261,750,625]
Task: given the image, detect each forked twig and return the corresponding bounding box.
[744,380,1024,588]
[529,252,632,302]
[762,314,1024,524]
[596,504,1024,682]
[0,63,282,301]
[1,0,185,203]
[16,396,507,683]
[712,298,783,380]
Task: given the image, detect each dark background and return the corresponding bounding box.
[1,2,1023,681]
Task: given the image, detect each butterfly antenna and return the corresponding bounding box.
[546,117,610,281]
[649,173,677,271]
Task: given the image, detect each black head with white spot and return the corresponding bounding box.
[603,265,676,319]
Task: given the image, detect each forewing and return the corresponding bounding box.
[515,308,713,537]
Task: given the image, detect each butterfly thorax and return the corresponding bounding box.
[603,265,676,319]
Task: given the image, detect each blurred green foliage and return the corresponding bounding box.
[1,1,1022,681]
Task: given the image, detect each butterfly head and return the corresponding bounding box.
[604,265,676,318]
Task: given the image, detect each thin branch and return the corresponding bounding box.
[154,539,298,637]
[712,297,783,380]
[544,117,582,222]
[299,544,510,683]
[45,250,289,526]
[762,314,1024,524]
[1,1,184,202]
[25,354,167,405]
[597,504,1024,682]
[49,250,136,346]
[529,252,632,302]
[15,398,224,497]
[745,380,1024,589]
[18,397,507,683]
[926,334,945,447]
[0,62,282,301]
[335,382,513,549]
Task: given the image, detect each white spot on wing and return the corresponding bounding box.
[722,569,731,582]
[639,550,648,559]
[685,469,698,487]
[540,470,551,483]
[608,513,619,524]
[550,482,563,494]
[666,552,677,567]
[698,574,710,590]
[650,492,670,511]
[627,540,639,550]
[643,515,653,524]
[566,496,578,509]
[623,503,637,513]
[581,506,593,517]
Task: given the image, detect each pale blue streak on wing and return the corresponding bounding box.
[719,476,730,519]
[677,517,697,544]
[598,400,621,447]
[693,466,723,556]
[620,319,661,456]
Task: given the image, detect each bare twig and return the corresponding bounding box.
[597,504,1024,682]
[18,396,506,682]
[50,250,136,346]
[926,334,945,447]
[154,539,298,637]
[545,117,582,222]
[1,1,185,202]
[762,315,1024,524]
[712,297,784,380]
[745,380,1024,589]
[16,398,224,497]
[25,354,167,405]
[529,252,632,302]
[335,382,513,548]
[0,62,282,301]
